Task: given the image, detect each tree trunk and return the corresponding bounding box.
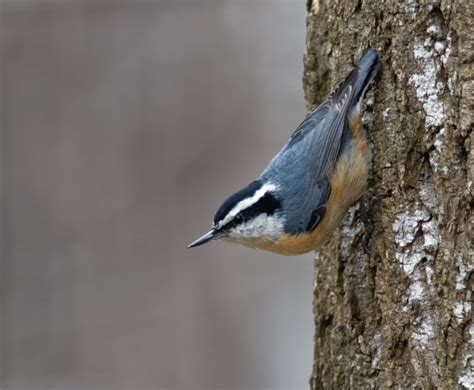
[303,1,473,388]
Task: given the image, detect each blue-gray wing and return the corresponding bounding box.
[262,84,353,179]
[259,85,353,233]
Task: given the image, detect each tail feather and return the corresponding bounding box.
[330,49,380,110]
[351,48,380,107]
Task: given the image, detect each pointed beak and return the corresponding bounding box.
[187,229,222,248]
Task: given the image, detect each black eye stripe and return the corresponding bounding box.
[222,193,281,229]
[214,180,262,225]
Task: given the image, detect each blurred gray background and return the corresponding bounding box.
[1,1,313,389]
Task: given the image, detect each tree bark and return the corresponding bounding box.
[303,1,473,388]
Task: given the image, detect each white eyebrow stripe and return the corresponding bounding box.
[219,182,277,227]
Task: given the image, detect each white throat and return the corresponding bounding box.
[227,213,284,241]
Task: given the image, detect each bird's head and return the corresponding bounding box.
[188,180,284,248]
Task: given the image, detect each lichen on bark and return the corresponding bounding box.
[304,1,473,388]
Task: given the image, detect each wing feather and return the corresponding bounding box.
[259,84,355,234]
[263,84,353,181]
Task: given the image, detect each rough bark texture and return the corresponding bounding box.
[304,1,473,388]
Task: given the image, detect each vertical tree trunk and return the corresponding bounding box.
[304,0,473,388]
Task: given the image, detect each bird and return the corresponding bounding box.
[188,49,380,255]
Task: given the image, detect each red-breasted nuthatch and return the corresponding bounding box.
[189,49,380,255]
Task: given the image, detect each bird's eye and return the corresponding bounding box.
[234,213,244,224]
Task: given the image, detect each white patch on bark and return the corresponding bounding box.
[433,127,446,153]
[408,279,425,301]
[393,207,440,347]
[411,311,435,347]
[395,251,424,275]
[407,270,435,348]
[453,254,473,324]
[439,32,457,95]
[421,218,440,251]
[393,208,430,249]
[310,0,320,14]
[426,24,442,37]
[393,208,439,273]
[340,204,364,258]
[405,0,419,19]
[429,127,452,177]
[409,26,448,128]
[419,179,437,210]
[458,322,474,389]
[441,32,452,65]
[371,332,382,370]
[434,40,445,55]
[410,27,458,179]
[453,301,472,322]
[455,260,469,290]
